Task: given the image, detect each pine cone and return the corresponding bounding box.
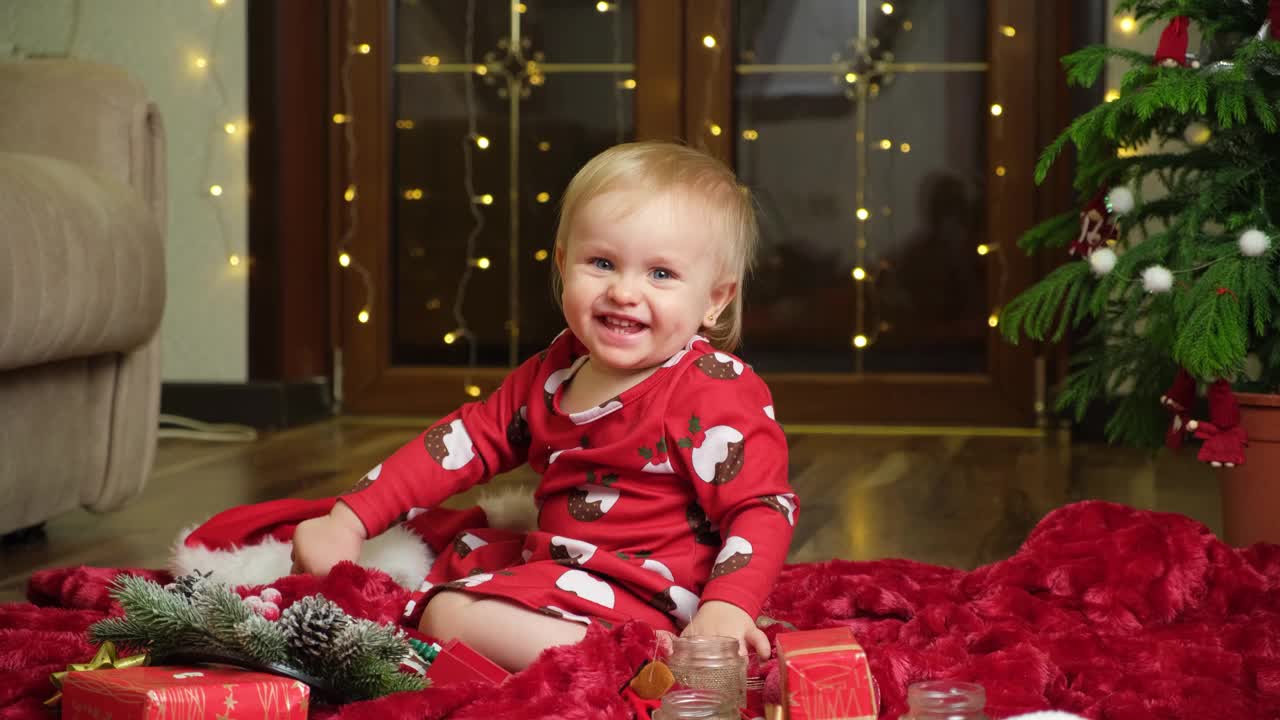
[163,570,212,600]
[278,595,350,668]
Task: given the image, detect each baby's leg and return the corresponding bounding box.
[420,590,588,671]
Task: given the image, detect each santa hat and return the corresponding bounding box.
[1154,16,1189,67]
[173,487,537,589]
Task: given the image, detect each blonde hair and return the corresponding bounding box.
[551,141,759,351]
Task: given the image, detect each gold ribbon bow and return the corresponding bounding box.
[45,641,148,706]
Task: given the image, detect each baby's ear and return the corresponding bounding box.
[709,278,738,315]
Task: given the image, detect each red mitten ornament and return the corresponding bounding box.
[1155,16,1190,67]
[1073,191,1118,257]
[1159,368,1197,449]
[1188,380,1248,467]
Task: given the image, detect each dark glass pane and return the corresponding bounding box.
[391,0,635,367]
[735,0,989,373]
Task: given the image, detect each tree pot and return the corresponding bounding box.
[1219,392,1280,546]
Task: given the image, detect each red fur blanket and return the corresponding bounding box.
[3,501,1279,719]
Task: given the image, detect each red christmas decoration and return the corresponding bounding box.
[1159,368,1197,450]
[1189,379,1249,467]
[1073,191,1118,257]
[1271,0,1280,40]
[1155,16,1190,67]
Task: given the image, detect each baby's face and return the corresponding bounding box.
[557,189,735,376]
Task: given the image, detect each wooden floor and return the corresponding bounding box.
[0,418,1218,603]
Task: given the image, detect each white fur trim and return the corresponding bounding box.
[171,523,435,590]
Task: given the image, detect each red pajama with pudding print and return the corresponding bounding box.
[340,331,798,633]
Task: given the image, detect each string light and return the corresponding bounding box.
[396,119,416,129]
[708,123,722,136]
[535,249,549,261]
[1117,16,1137,34]
[977,243,991,256]
[403,188,424,200]
[193,55,208,69]
[465,384,482,398]
[334,0,376,333]
[474,64,488,76]
[702,35,717,49]
[856,208,870,221]
[443,331,459,344]
[536,191,551,203]
[899,142,911,153]
[995,165,1007,176]
[211,0,227,5]
[990,104,1003,116]
[208,184,224,197]
[845,72,858,83]
[880,3,894,15]
[852,334,869,349]
[1104,89,1120,103]
[223,122,238,135]
[475,135,490,149]
[228,254,241,267]
[517,2,527,12]
[742,129,759,141]
[475,193,494,205]
[988,312,1000,328]
[474,257,492,269]
[621,78,637,89]
[421,55,440,67]
[596,0,610,11]
[879,138,892,149]
[538,141,551,151]
[852,267,867,281]
[999,25,1016,37]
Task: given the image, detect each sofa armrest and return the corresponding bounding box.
[0,153,165,371]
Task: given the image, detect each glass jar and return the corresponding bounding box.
[900,681,988,720]
[653,689,738,720]
[666,636,747,708]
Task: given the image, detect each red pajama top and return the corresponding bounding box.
[340,331,798,632]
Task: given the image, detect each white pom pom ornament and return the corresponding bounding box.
[1141,265,1174,293]
[1239,228,1270,257]
[1106,186,1135,215]
[1088,247,1118,276]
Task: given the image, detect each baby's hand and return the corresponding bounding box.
[682,600,771,660]
[290,502,367,575]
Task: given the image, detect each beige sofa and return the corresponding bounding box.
[0,60,166,536]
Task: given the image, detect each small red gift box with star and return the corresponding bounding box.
[62,666,309,720]
[776,628,877,720]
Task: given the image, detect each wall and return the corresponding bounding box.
[3,0,248,382]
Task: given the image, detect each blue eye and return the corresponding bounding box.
[651,268,675,280]
[590,258,613,271]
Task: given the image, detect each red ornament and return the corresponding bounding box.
[1160,368,1196,450]
[1271,0,1280,40]
[1155,16,1190,67]
[1073,191,1118,257]
[1189,379,1249,467]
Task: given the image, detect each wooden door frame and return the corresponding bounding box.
[326,0,1072,424]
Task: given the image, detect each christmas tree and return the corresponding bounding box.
[1003,0,1280,455]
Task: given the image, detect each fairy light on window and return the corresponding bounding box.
[702,35,717,49]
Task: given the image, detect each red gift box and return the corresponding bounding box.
[62,666,309,720]
[423,639,511,687]
[776,628,877,720]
